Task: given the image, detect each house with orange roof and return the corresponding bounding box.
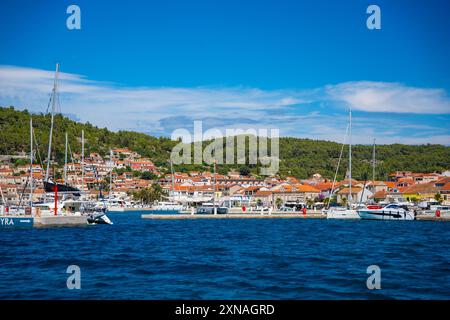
[366,181,388,194]
[253,190,273,206]
[270,183,321,206]
[372,190,388,202]
[0,184,19,204]
[336,187,373,204]
[402,182,440,201]
[388,171,413,182]
[441,182,450,205]
[412,173,441,184]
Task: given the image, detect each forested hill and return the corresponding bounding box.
[1,106,449,180]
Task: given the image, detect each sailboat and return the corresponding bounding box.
[43,63,81,196]
[40,64,112,225]
[357,139,414,220]
[0,119,35,228]
[327,108,360,219]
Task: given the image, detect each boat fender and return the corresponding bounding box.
[436,210,441,218]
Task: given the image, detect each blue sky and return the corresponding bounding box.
[0,0,449,144]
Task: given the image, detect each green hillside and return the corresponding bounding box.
[1,106,449,180]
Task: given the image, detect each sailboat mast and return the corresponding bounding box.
[64,132,68,184]
[348,107,352,206]
[213,159,217,214]
[109,149,113,200]
[30,118,33,209]
[372,138,376,183]
[45,63,60,182]
[170,159,175,197]
[81,130,85,194]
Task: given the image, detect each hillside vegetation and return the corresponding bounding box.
[1,106,449,180]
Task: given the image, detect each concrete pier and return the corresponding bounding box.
[142,213,326,220]
[34,215,88,227]
[416,215,450,222]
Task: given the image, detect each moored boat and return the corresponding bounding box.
[357,203,415,220]
[150,201,185,213]
[326,207,360,219]
[196,202,228,214]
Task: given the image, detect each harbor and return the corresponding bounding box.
[142,212,326,220]
[0,214,92,228]
[142,212,450,221]
[1,210,449,299]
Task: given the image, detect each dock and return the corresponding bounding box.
[416,215,450,222]
[1,215,89,228]
[142,212,450,221]
[142,213,326,220]
[34,215,88,227]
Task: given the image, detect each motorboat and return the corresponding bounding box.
[196,202,228,214]
[151,201,185,213]
[357,203,415,220]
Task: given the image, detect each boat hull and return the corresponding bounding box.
[357,209,414,221]
[107,206,126,212]
[87,213,113,225]
[326,209,360,219]
[44,181,81,196]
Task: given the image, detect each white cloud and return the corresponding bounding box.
[326,81,450,114]
[0,65,449,145]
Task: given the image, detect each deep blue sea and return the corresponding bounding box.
[0,212,449,299]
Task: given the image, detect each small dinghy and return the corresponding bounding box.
[87,212,113,225]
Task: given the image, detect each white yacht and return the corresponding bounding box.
[196,202,228,214]
[151,201,185,212]
[357,203,415,221]
[327,206,360,219]
[102,199,131,212]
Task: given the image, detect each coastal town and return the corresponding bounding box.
[1,146,449,212]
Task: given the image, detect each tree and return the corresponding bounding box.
[275,197,283,209]
[131,184,162,204]
[340,197,348,207]
[239,166,251,176]
[141,171,157,180]
[1,106,450,180]
[434,193,443,204]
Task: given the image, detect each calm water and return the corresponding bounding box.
[0,212,449,299]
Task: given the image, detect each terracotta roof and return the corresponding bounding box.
[255,190,272,196]
[295,184,320,193]
[441,182,450,192]
[337,187,362,194]
[373,190,388,199]
[312,182,333,191]
[402,182,440,194]
[385,181,396,188]
[369,181,387,186]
